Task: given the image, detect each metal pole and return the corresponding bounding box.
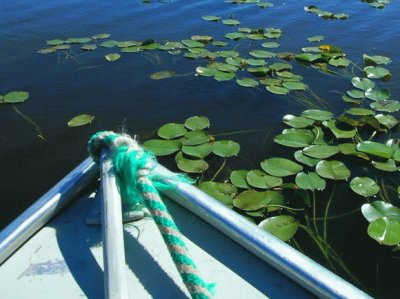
[0,157,98,265]
[100,149,129,299]
[153,164,372,299]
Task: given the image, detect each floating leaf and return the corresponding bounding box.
[230,170,250,189]
[261,157,303,177]
[294,150,321,167]
[67,114,95,127]
[350,177,380,197]
[212,140,240,157]
[295,172,326,191]
[158,123,187,139]
[283,115,314,128]
[346,108,375,116]
[362,201,400,223]
[143,140,181,156]
[295,53,322,62]
[212,41,228,47]
[261,42,280,48]
[181,130,209,146]
[233,190,272,211]
[121,46,142,53]
[282,81,308,91]
[37,48,57,54]
[357,141,394,159]
[198,181,236,206]
[329,58,350,67]
[365,89,390,101]
[375,114,398,129]
[258,215,299,242]
[351,77,375,90]
[236,78,259,88]
[181,39,205,48]
[274,131,314,148]
[303,145,339,159]
[3,91,29,103]
[182,143,212,159]
[249,50,275,59]
[81,44,97,51]
[214,71,235,81]
[224,32,245,40]
[196,67,217,77]
[363,54,392,65]
[307,35,324,42]
[372,159,399,172]
[184,116,210,130]
[370,100,400,113]
[347,89,365,99]
[269,62,292,71]
[47,39,64,46]
[323,119,357,139]
[150,71,175,80]
[222,19,240,26]
[246,59,266,66]
[364,66,391,80]
[246,170,282,189]
[92,33,110,40]
[338,143,369,160]
[177,157,209,173]
[301,109,333,121]
[202,15,221,22]
[266,85,289,95]
[368,218,400,246]
[315,160,350,180]
[105,53,120,61]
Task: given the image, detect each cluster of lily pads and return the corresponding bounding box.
[225,0,274,8]
[304,5,349,20]
[361,0,390,9]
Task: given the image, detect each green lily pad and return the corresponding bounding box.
[274,131,314,148]
[226,57,245,67]
[307,35,324,42]
[184,116,210,130]
[105,53,120,61]
[66,37,91,44]
[282,81,308,91]
[92,33,110,40]
[370,100,400,113]
[372,159,400,172]
[295,172,326,191]
[375,114,398,129]
[212,140,240,157]
[150,71,175,80]
[260,157,303,177]
[67,114,94,127]
[365,89,390,101]
[294,150,321,167]
[198,181,236,207]
[269,62,292,71]
[196,67,217,77]
[202,15,221,22]
[233,190,272,211]
[261,42,280,48]
[363,54,392,65]
[210,62,238,72]
[212,41,228,47]
[177,157,209,173]
[295,53,322,62]
[347,89,365,99]
[338,143,369,160]
[258,215,299,241]
[322,119,357,139]
[364,66,391,80]
[181,39,205,48]
[3,91,29,103]
[246,59,266,66]
[182,143,212,159]
[301,109,333,121]
[100,40,118,48]
[249,50,275,59]
[53,45,71,50]
[329,58,350,67]
[222,19,240,26]
[181,130,209,146]
[121,46,142,53]
[303,145,339,159]
[214,71,235,81]
[346,108,375,116]
[46,39,64,46]
[158,123,187,139]
[37,48,57,54]
[143,139,181,156]
[368,218,400,246]
[351,77,375,90]
[247,66,269,75]
[342,95,362,104]
[266,85,289,95]
[357,141,394,159]
[283,115,314,128]
[230,170,250,189]
[81,44,97,51]
[350,177,380,197]
[225,32,245,40]
[315,160,351,180]
[246,170,282,189]
[362,201,400,223]
[218,50,239,58]
[236,78,259,88]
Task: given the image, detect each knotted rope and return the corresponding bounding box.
[88,131,215,299]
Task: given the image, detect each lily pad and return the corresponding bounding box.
[375,114,398,130]
[196,67,217,77]
[143,140,181,156]
[158,123,187,139]
[323,119,357,139]
[261,42,280,48]
[182,143,212,159]
[372,159,400,172]
[225,32,245,40]
[3,91,29,103]
[315,160,351,180]
[283,115,314,128]
[260,157,303,177]
[198,181,236,206]
[362,201,400,223]
[184,116,210,130]
[222,19,240,26]
[294,150,321,167]
[236,78,259,88]
[364,66,391,80]
[230,170,250,189]
[301,109,333,121]
[295,172,326,191]
[100,40,118,48]
[329,58,350,67]
[363,54,392,65]
[258,215,299,242]
[105,53,120,61]
[346,108,375,116]
[214,71,235,81]
[249,50,275,59]
[81,44,97,51]
[92,33,110,40]
[246,170,282,189]
[347,89,365,99]
[181,130,209,146]
[282,81,308,91]
[274,131,314,148]
[181,39,205,48]
[357,141,394,159]
[370,100,400,113]
[202,15,221,22]
[269,63,292,72]
[266,85,289,95]
[233,190,272,211]
[351,77,375,90]
[212,140,240,157]
[367,218,400,246]
[177,157,209,173]
[150,71,175,80]
[303,145,339,159]
[295,53,322,62]
[365,89,390,101]
[307,35,324,42]
[350,177,380,197]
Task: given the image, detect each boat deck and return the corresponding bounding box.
[0,190,314,298]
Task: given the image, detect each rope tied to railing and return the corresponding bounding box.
[88,131,215,299]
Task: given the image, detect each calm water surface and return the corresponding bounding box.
[1,1,400,297]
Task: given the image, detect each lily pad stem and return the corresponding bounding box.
[13,105,46,141]
[323,187,335,242]
[210,158,226,182]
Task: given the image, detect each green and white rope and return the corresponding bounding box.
[88,131,215,299]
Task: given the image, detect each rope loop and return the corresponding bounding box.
[88,131,215,299]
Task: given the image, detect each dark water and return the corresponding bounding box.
[1,0,400,297]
